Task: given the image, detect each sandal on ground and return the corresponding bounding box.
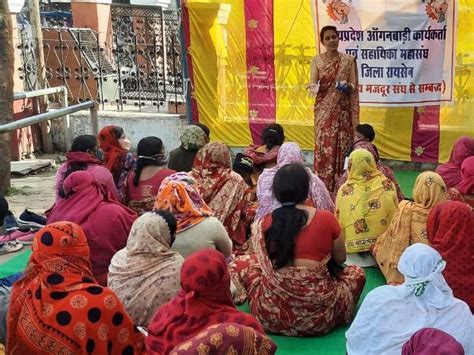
[0,241,24,255]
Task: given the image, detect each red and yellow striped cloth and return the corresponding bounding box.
[182,0,474,163]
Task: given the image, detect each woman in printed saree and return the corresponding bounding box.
[335,124,404,201]
[402,328,465,355]
[154,172,232,258]
[447,156,474,208]
[256,142,334,220]
[170,323,277,355]
[168,125,208,172]
[373,171,446,285]
[190,142,250,246]
[231,163,365,336]
[436,136,474,189]
[146,249,263,355]
[427,201,474,311]
[108,211,183,327]
[98,125,136,200]
[47,171,137,286]
[346,244,474,355]
[7,222,144,354]
[335,149,398,267]
[124,136,175,215]
[309,25,359,192]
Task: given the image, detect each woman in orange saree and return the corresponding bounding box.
[309,25,359,192]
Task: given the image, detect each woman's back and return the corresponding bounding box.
[230,163,365,336]
[263,208,340,268]
[48,171,137,285]
[171,216,232,258]
[86,202,134,274]
[126,168,175,214]
[336,149,399,255]
[347,244,474,355]
[7,222,144,355]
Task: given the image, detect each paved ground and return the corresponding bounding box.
[1,157,58,265]
[7,170,56,216]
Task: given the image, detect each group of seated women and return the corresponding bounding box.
[2,122,474,354]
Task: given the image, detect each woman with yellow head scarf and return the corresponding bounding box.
[373,171,447,285]
[335,149,398,266]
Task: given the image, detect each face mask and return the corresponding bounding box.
[138,148,169,166]
[160,149,169,166]
[119,136,132,151]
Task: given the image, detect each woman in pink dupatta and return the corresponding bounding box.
[436,136,474,188]
[256,142,334,220]
[309,26,359,192]
[47,171,137,286]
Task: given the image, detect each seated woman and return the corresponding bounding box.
[124,136,175,215]
[170,323,277,355]
[168,125,208,172]
[427,201,474,311]
[98,125,136,201]
[402,328,465,355]
[190,142,250,246]
[55,134,119,201]
[373,171,447,284]
[242,123,285,170]
[346,243,474,355]
[145,249,264,354]
[335,148,398,267]
[231,163,365,336]
[256,142,334,220]
[335,124,404,201]
[47,171,137,286]
[154,172,232,258]
[436,136,474,188]
[233,153,255,189]
[7,222,143,354]
[232,154,259,241]
[108,211,183,327]
[447,156,474,208]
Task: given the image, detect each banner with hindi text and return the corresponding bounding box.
[312,0,456,106]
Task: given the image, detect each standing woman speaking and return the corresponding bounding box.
[308,25,359,192]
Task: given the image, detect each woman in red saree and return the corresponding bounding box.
[170,323,277,355]
[309,25,359,192]
[146,248,263,354]
[427,200,474,311]
[7,222,143,354]
[231,163,365,336]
